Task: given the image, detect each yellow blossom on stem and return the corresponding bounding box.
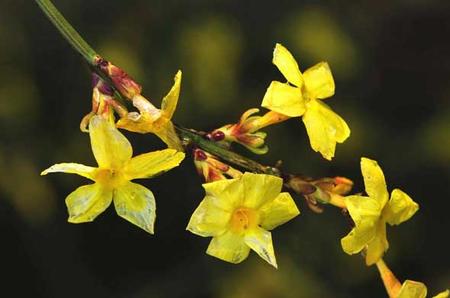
[115,70,183,151]
[341,158,419,265]
[261,43,350,160]
[376,259,449,298]
[41,115,185,233]
[187,172,300,268]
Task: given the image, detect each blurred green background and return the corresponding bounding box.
[1,0,449,297]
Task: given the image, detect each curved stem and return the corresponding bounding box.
[35,0,98,64]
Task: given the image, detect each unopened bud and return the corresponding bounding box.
[285,175,316,195]
[95,56,142,99]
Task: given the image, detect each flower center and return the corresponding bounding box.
[229,207,260,234]
[95,168,125,189]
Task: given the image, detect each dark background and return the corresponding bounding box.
[0,0,449,297]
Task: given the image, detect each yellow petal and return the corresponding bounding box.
[260,192,300,230]
[65,183,112,223]
[397,280,428,298]
[154,121,184,151]
[161,70,182,119]
[303,62,335,100]
[261,81,305,117]
[433,290,450,298]
[89,116,132,169]
[41,163,97,181]
[124,149,185,180]
[113,181,156,234]
[116,113,156,134]
[244,227,278,268]
[272,43,303,87]
[203,178,244,212]
[186,195,232,237]
[242,173,283,209]
[365,221,389,266]
[341,195,380,254]
[384,189,419,226]
[302,99,350,160]
[360,158,389,206]
[206,230,250,264]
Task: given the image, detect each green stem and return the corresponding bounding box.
[175,126,281,176]
[35,0,98,64]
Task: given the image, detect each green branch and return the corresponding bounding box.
[175,126,280,176]
[35,0,98,64]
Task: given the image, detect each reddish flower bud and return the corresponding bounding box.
[95,56,142,99]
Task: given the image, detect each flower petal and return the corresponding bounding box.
[154,121,184,151]
[161,70,182,120]
[302,99,350,160]
[365,220,389,265]
[206,230,250,264]
[433,290,449,298]
[260,192,300,230]
[244,227,278,268]
[124,149,185,180]
[303,62,335,100]
[341,195,380,254]
[261,81,306,117]
[41,163,97,181]
[384,189,419,226]
[360,158,389,206]
[242,173,283,209]
[113,181,156,234]
[89,115,132,169]
[272,43,303,87]
[397,280,428,298]
[65,183,112,223]
[203,178,244,212]
[186,195,232,237]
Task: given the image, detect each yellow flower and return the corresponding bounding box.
[187,172,300,268]
[261,43,350,160]
[396,281,449,298]
[376,259,449,298]
[41,115,185,233]
[341,158,419,265]
[117,70,183,151]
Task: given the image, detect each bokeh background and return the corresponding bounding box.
[1,0,449,297]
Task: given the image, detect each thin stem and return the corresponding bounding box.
[175,126,281,176]
[35,0,98,64]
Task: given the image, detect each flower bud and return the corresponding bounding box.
[193,149,242,182]
[95,56,142,99]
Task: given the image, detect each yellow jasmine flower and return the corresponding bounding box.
[396,281,449,298]
[261,43,350,160]
[117,70,183,151]
[376,259,449,298]
[41,115,185,233]
[187,172,300,268]
[341,158,419,265]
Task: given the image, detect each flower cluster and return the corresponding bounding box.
[37,18,447,294]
